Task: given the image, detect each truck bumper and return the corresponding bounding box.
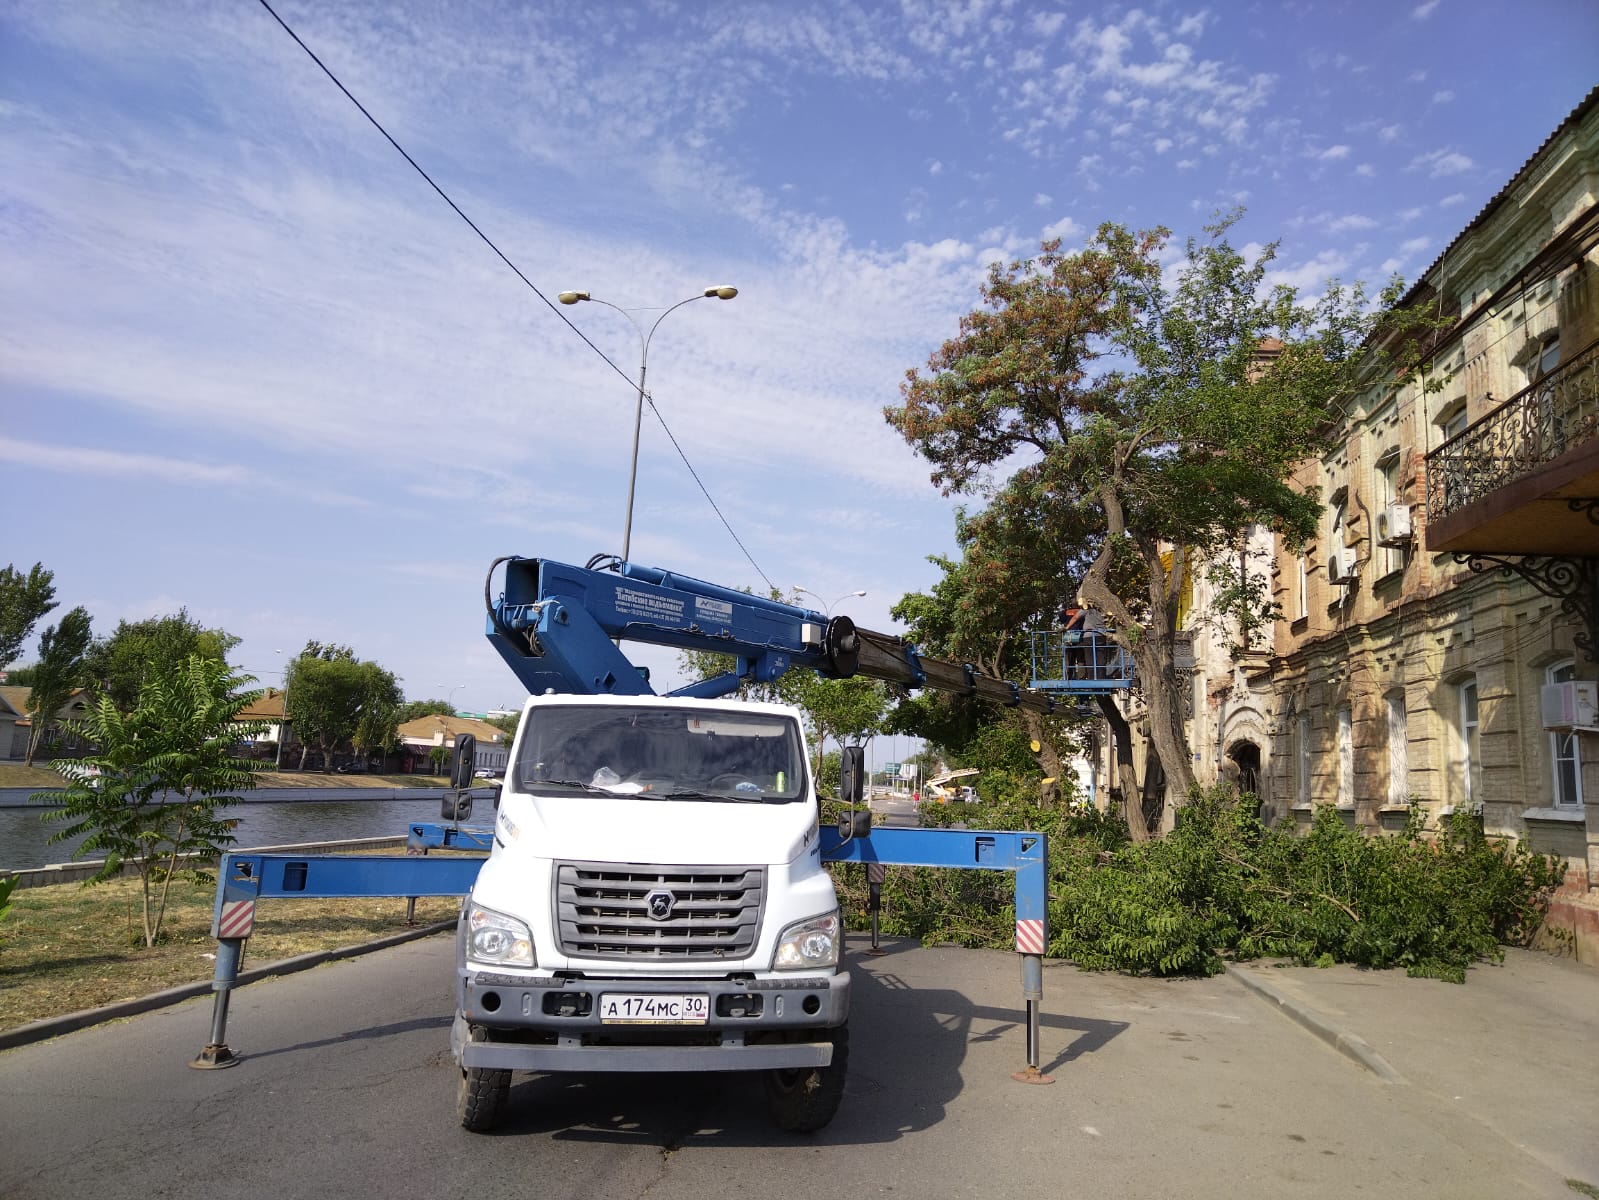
[454,969,850,1074]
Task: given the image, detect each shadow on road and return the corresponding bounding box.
[470,940,1127,1147]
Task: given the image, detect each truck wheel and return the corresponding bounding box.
[456,1025,511,1133]
[764,1025,848,1133]
[458,1064,510,1132]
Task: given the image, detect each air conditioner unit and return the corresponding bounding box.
[1541,680,1599,731]
[1376,504,1413,547]
[1327,545,1359,584]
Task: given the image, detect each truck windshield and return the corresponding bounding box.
[514,705,808,803]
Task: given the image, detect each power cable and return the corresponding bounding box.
[253,0,773,588]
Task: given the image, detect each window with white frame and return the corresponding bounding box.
[1387,692,1408,808]
[1296,555,1309,621]
[1456,677,1481,809]
[1548,660,1584,809]
[1296,713,1312,807]
[1337,706,1352,807]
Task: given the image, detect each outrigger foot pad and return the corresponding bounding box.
[1010,1066,1054,1085]
[189,1044,241,1070]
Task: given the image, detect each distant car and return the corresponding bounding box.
[473,769,497,779]
[335,762,368,774]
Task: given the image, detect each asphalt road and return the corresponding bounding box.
[1,936,1585,1200]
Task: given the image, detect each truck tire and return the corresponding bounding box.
[764,1025,848,1133]
[457,1025,511,1133]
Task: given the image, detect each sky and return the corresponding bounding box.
[2,0,1596,725]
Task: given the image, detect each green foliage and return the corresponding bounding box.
[0,874,17,951]
[83,609,239,712]
[286,642,402,769]
[24,606,94,766]
[841,786,1564,983]
[398,699,456,723]
[0,561,57,669]
[32,655,265,948]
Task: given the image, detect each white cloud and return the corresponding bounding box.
[1034,192,1053,207]
[1399,236,1431,255]
[1153,137,1173,153]
[1355,163,1376,178]
[1032,12,1067,37]
[1439,192,1468,206]
[1327,213,1378,233]
[1409,148,1474,176]
[928,159,944,175]
[1316,145,1352,161]
[1041,215,1082,241]
[1412,0,1441,18]
[1432,89,1454,104]
[1378,124,1401,142]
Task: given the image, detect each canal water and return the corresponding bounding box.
[1,796,453,871]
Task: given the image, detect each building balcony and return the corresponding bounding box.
[1425,336,1599,554]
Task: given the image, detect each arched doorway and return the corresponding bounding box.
[1227,740,1263,812]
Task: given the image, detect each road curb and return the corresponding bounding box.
[1224,963,1407,1085]
[0,920,456,1054]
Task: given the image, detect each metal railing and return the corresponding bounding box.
[1426,336,1599,524]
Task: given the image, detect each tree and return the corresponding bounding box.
[286,642,402,771]
[84,609,240,712]
[35,655,264,947]
[398,699,455,724]
[888,215,1421,821]
[24,607,93,766]
[0,562,57,670]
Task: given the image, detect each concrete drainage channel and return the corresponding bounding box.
[1224,963,1406,1084]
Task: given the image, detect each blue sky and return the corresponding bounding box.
[3,0,1596,718]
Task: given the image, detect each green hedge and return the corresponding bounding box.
[826,786,1564,982]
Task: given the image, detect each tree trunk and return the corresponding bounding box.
[1096,694,1151,842]
[1020,709,1064,783]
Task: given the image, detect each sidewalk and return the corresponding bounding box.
[1227,948,1599,1186]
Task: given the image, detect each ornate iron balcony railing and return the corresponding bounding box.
[1426,336,1599,524]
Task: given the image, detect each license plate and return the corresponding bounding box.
[598,993,710,1024]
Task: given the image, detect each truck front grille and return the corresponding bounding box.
[554,863,766,961]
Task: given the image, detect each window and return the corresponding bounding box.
[1375,449,1403,576]
[1536,334,1561,379]
[1548,660,1584,809]
[1442,405,1469,442]
[1386,692,1408,808]
[1337,706,1353,807]
[1296,555,1309,621]
[1455,677,1481,809]
[1296,714,1312,807]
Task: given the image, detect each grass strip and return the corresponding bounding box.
[0,863,471,1031]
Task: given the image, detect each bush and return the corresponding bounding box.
[828,784,1565,982]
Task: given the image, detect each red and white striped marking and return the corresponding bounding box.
[218,900,256,939]
[866,862,887,885]
[1015,918,1045,955]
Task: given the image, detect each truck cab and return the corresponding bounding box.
[453,692,850,1133]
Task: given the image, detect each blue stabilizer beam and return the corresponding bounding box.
[217,852,485,903]
[407,823,495,852]
[821,825,1048,942]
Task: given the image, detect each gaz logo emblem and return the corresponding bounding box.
[645,890,675,921]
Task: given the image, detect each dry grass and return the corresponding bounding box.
[0,866,469,1031]
[0,763,448,790]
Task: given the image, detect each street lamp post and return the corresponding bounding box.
[558,285,738,562]
[789,587,867,780]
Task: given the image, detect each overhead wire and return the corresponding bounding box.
[253,0,774,590]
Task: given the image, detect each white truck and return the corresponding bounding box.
[452,692,852,1133]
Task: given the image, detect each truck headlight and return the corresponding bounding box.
[773,909,840,970]
[465,901,535,967]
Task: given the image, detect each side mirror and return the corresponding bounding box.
[840,745,866,804]
[837,809,872,839]
[450,733,477,790]
[442,791,473,822]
